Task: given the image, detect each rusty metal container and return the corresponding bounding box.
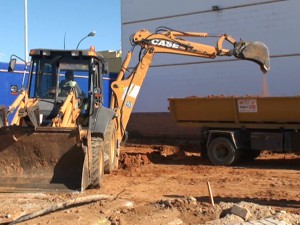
[168,96,300,129]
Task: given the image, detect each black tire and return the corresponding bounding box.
[90,137,104,188]
[104,121,117,174]
[207,137,241,166]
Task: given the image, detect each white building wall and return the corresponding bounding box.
[121,0,300,112]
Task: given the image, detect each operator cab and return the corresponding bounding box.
[24,47,107,126]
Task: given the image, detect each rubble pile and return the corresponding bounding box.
[156,197,300,225]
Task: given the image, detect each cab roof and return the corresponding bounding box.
[29,47,105,61]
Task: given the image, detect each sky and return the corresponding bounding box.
[0,0,121,62]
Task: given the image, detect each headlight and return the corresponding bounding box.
[10,85,18,95]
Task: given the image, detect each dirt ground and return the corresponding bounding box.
[0,138,300,225]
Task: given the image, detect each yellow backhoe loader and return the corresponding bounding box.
[0,27,269,192]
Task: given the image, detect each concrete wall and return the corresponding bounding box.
[121,0,300,137]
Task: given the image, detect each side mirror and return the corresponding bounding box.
[102,61,109,74]
[8,59,17,72]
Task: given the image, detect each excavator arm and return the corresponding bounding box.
[3,88,81,128]
[4,90,40,127]
[132,27,270,70]
[51,90,81,128]
[110,27,270,142]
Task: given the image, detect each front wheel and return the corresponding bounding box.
[207,137,241,166]
[90,137,104,188]
[104,121,117,174]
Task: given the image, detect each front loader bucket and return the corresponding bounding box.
[0,126,88,192]
[233,41,270,73]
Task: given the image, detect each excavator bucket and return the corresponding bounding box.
[0,126,89,192]
[233,41,270,73]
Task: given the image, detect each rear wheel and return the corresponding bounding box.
[104,121,117,174]
[91,137,104,188]
[207,137,241,166]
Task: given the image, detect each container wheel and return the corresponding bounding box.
[90,137,104,188]
[207,137,241,166]
[104,121,117,174]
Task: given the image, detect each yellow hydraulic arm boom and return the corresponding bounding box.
[110,27,270,142]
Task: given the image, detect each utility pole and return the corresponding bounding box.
[24,0,28,62]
